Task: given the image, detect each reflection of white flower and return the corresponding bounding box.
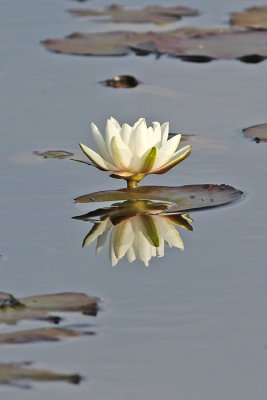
[83,212,192,267]
[78,117,191,187]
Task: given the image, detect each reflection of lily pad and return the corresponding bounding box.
[42,28,267,62]
[0,292,99,325]
[75,184,242,213]
[0,327,92,345]
[243,124,267,143]
[231,7,267,30]
[69,5,199,25]
[0,362,81,387]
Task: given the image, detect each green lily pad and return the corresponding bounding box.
[42,28,267,62]
[0,292,99,325]
[0,362,81,387]
[69,4,199,25]
[231,7,267,30]
[75,184,242,213]
[243,124,267,143]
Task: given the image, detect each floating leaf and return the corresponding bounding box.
[42,31,158,56]
[75,184,242,213]
[0,362,81,387]
[231,7,267,30]
[42,28,267,62]
[0,292,99,325]
[69,4,199,25]
[100,75,139,88]
[0,327,92,345]
[243,124,267,143]
[33,150,74,159]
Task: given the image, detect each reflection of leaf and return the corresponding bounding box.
[231,7,267,30]
[69,5,199,25]
[75,184,242,213]
[243,124,267,143]
[42,28,267,62]
[0,362,81,387]
[0,327,92,345]
[0,292,99,325]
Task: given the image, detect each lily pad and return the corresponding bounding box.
[0,292,99,325]
[243,124,267,143]
[100,75,140,88]
[0,362,81,387]
[74,184,242,213]
[0,327,92,345]
[69,4,199,25]
[42,28,267,62]
[231,7,267,30]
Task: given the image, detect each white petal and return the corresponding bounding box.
[79,143,118,171]
[152,122,162,147]
[109,136,132,169]
[83,219,109,248]
[105,118,120,154]
[111,220,135,259]
[120,123,132,145]
[91,123,114,164]
[126,247,136,263]
[161,122,169,145]
[96,222,112,254]
[110,116,121,130]
[129,118,148,157]
[156,217,184,250]
[152,134,181,170]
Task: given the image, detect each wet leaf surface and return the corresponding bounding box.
[69,4,199,25]
[75,184,242,213]
[231,7,267,30]
[0,327,92,345]
[0,292,99,325]
[243,124,267,143]
[0,362,81,387]
[100,75,140,88]
[42,28,267,62]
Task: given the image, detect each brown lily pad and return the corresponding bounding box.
[0,327,91,345]
[243,124,267,143]
[0,362,81,387]
[42,28,267,62]
[0,292,99,325]
[100,75,140,88]
[231,7,267,30]
[75,184,242,214]
[69,4,199,25]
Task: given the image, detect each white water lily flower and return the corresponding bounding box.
[82,204,193,267]
[78,117,191,187]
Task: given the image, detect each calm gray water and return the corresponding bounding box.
[0,0,267,398]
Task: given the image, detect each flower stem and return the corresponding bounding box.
[127,180,138,189]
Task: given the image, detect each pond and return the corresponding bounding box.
[0,0,267,398]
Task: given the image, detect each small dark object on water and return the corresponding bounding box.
[100,75,140,89]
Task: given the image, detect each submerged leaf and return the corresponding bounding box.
[243,124,267,143]
[100,75,140,88]
[75,184,242,213]
[33,150,74,159]
[69,4,199,25]
[0,362,81,387]
[231,7,267,30]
